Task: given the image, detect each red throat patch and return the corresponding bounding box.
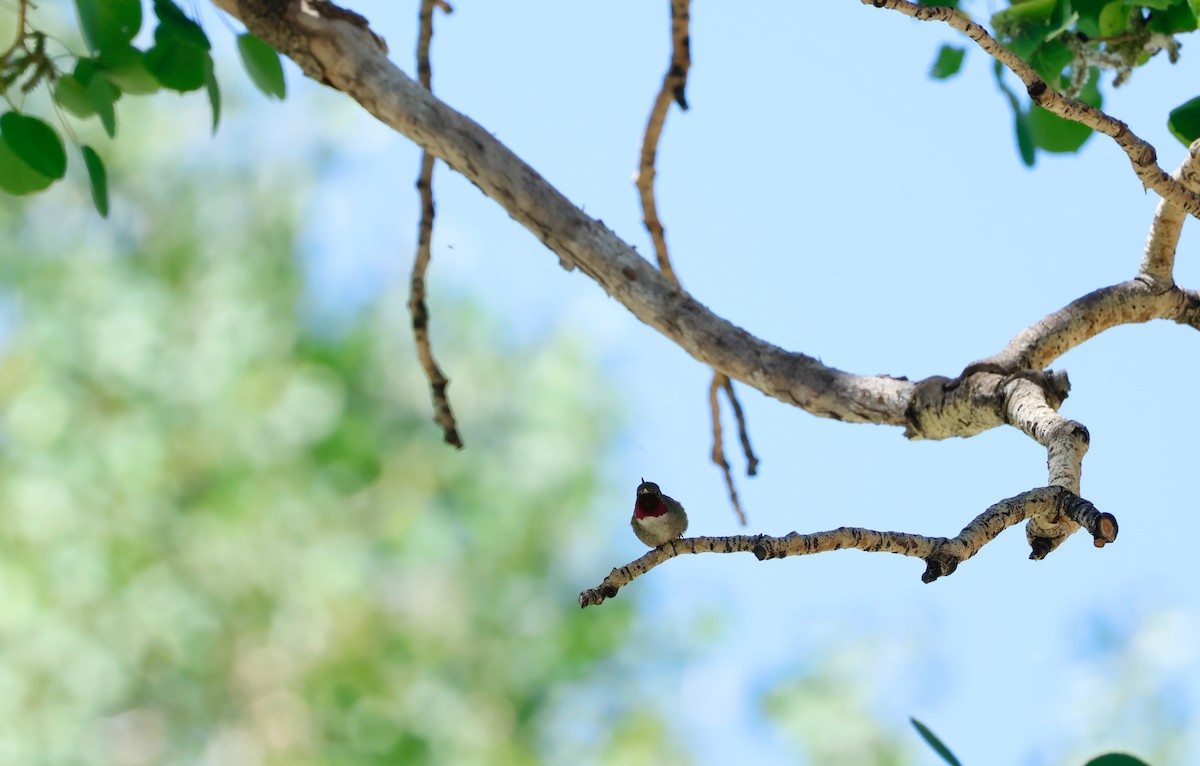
[634,495,668,519]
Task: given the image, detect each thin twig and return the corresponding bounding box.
[723,376,759,476]
[0,0,28,64]
[409,0,461,448]
[863,0,1200,219]
[636,0,691,283]
[579,486,1117,607]
[709,373,747,524]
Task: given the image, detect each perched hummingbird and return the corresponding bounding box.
[631,479,688,547]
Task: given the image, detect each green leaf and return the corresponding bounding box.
[81,145,109,217]
[98,45,161,94]
[1029,104,1093,152]
[0,112,66,180]
[1148,1,1197,33]
[1098,1,1129,36]
[144,0,211,92]
[205,59,221,134]
[0,139,53,195]
[920,0,961,6]
[1139,0,1179,10]
[86,74,119,138]
[53,75,96,119]
[74,0,142,53]
[1168,95,1200,146]
[145,17,213,92]
[930,45,966,79]
[1030,66,1100,154]
[1191,0,1200,20]
[153,0,202,30]
[1031,38,1074,86]
[910,718,963,766]
[993,60,1038,166]
[1014,108,1037,165]
[992,0,1057,26]
[237,33,287,99]
[1082,754,1153,766]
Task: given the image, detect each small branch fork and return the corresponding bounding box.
[637,0,758,522]
[579,486,1118,607]
[408,0,461,449]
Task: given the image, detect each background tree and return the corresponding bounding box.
[0,105,705,764]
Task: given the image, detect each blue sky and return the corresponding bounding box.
[202,1,1200,763]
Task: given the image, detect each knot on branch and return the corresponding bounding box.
[921,540,960,583]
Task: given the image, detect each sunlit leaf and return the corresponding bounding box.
[992,0,1056,26]
[98,45,161,94]
[237,33,287,99]
[81,145,109,217]
[1098,1,1129,36]
[53,75,96,119]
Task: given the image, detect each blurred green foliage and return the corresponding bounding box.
[0,110,686,765]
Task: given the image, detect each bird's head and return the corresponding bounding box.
[634,479,667,518]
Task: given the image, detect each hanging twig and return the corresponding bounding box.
[409,0,461,448]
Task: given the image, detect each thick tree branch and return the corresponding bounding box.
[579,486,1118,607]
[214,0,916,426]
[409,0,461,448]
[863,0,1200,219]
[955,280,1200,382]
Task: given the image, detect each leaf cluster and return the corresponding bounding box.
[924,0,1200,163]
[0,0,286,215]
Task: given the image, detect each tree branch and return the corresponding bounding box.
[579,486,1118,607]
[709,373,748,525]
[409,0,461,448]
[1140,138,1200,288]
[214,0,918,425]
[862,0,1200,219]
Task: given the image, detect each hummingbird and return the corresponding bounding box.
[631,479,688,547]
